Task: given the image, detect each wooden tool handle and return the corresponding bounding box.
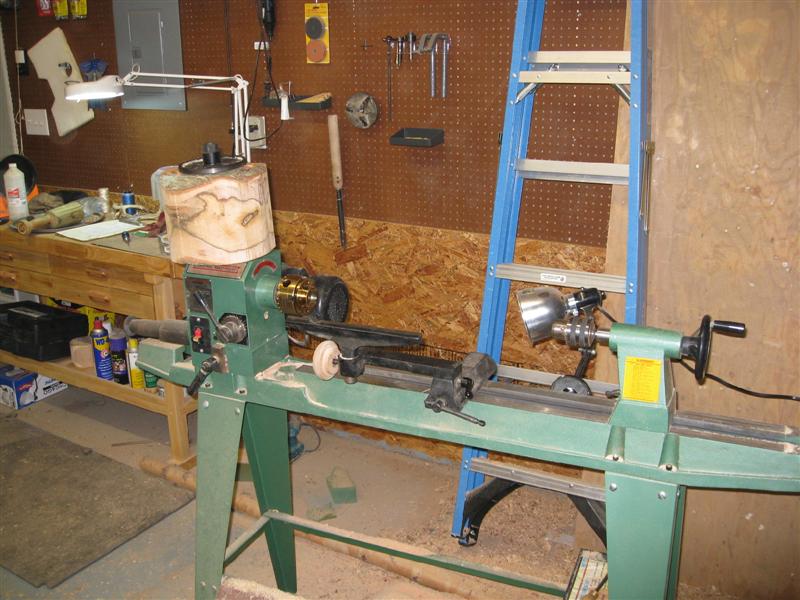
[327,114,344,191]
[17,200,85,235]
[16,214,51,235]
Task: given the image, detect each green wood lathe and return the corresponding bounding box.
[129,249,799,600]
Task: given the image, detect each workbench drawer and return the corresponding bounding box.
[50,278,156,319]
[50,256,152,296]
[0,266,57,297]
[0,247,50,274]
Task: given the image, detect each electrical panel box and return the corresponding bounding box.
[112,0,186,111]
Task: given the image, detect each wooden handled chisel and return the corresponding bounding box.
[327,114,346,248]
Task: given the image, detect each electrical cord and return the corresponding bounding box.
[597,306,618,324]
[678,360,799,401]
[235,0,281,148]
[299,422,322,453]
[252,0,283,143]
[12,4,23,154]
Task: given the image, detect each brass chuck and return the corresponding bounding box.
[274,275,319,316]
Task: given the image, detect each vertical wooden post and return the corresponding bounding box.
[152,274,193,465]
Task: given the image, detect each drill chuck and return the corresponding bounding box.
[274,275,319,317]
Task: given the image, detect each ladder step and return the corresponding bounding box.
[528,50,631,65]
[523,50,631,85]
[519,70,630,85]
[469,457,606,501]
[516,159,629,185]
[495,264,627,294]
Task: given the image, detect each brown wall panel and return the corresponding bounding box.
[647,1,799,597]
[3,0,624,246]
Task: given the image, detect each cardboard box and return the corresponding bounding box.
[0,364,68,409]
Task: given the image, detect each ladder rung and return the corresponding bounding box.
[469,457,606,501]
[528,50,631,65]
[516,159,629,185]
[495,264,627,294]
[519,70,630,85]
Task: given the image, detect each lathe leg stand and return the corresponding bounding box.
[195,397,297,599]
[605,473,686,599]
[196,395,246,600]
[242,403,297,593]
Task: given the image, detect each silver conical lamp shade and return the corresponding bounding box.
[516,287,566,344]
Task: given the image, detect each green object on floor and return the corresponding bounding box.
[326,467,357,504]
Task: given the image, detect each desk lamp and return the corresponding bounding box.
[65,66,251,161]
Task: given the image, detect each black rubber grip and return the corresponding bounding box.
[712,320,746,336]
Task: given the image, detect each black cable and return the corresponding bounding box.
[679,360,799,401]
[299,422,322,453]
[597,306,618,324]
[255,0,282,142]
[223,0,236,157]
[223,0,232,77]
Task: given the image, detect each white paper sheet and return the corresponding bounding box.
[57,220,141,242]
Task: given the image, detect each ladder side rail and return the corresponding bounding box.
[625,0,649,324]
[477,0,546,362]
[451,0,547,539]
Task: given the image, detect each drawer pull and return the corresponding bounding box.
[85,268,109,278]
[87,292,110,305]
[0,252,13,261]
[0,271,17,283]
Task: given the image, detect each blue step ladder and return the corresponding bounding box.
[451,0,651,542]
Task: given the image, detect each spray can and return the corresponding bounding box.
[121,191,136,216]
[110,329,129,385]
[126,337,146,389]
[90,318,113,380]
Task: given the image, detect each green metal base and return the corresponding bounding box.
[195,396,297,599]
[605,473,684,599]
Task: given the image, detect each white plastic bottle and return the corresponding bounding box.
[3,163,29,221]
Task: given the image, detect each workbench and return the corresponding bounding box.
[0,225,195,465]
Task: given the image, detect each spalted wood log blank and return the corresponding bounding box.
[159,163,275,265]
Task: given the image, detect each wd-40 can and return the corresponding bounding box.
[90,318,114,380]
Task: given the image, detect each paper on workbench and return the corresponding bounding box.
[56,220,141,242]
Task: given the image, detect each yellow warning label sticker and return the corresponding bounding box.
[622,357,662,403]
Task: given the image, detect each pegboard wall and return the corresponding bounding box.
[3,0,625,247]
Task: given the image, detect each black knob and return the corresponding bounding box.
[712,320,746,336]
[202,142,221,166]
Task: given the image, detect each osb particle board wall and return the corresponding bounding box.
[646,1,799,597]
[2,0,624,246]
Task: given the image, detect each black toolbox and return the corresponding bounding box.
[0,301,88,361]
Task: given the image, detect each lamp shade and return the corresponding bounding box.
[517,287,567,344]
[65,75,124,101]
